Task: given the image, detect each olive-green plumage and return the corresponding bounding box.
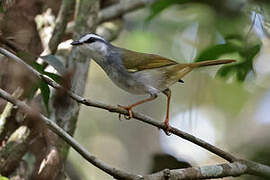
[121,49,177,72]
[120,48,235,74]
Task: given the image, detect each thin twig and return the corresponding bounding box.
[0,47,237,162]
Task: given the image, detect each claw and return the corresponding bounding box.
[118,105,133,120]
[163,119,171,136]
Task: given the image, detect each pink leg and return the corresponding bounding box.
[118,94,157,120]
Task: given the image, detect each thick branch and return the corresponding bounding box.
[243,159,270,178]
[0,47,237,162]
[144,161,248,180]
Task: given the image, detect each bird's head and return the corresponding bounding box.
[71,33,109,59]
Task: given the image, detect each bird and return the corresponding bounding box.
[71,33,236,134]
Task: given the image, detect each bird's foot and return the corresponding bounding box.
[118,104,133,120]
[163,120,171,136]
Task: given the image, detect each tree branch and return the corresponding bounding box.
[144,161,248,180]
[0,126,30,175]
[98,0,156,23]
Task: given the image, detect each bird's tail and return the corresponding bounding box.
[188,59,236,68]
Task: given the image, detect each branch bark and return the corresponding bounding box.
[0,126,30,175]
[144,161,248,180]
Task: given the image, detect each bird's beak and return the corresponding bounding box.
[71,40,83,46]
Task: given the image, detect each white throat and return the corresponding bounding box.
[85,41,108,62]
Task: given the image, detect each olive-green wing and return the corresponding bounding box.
[121,49,178,72]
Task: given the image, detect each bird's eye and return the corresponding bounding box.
[84,37,96,44]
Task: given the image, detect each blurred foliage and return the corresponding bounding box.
[212,80,251,115]
[144,0,266,82]
[146,0,245,23]
[0,176,9,180]
[218,44,261,81]
[146,0,190,23]
[196,35,262,81]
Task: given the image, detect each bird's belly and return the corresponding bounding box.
[133,68,180,93]
[103,66,176,95]
[104,68,151,95]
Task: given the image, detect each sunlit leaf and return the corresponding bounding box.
[0,175,9,180]
[40,55,66,75]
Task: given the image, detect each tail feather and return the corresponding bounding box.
[188,59,236,68]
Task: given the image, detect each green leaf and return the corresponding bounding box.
[43,72,62,83]
[0,3,3,13]
[32,62,62,83]
[39,81,50,112]
[217,44,262,81]
[32,61,46,73]
[40,55,66,75]
[196,43,240,61]
[146,0,191,23]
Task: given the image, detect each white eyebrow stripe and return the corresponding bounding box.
[79,34,105,43]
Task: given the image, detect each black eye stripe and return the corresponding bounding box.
[84,37,96,43]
